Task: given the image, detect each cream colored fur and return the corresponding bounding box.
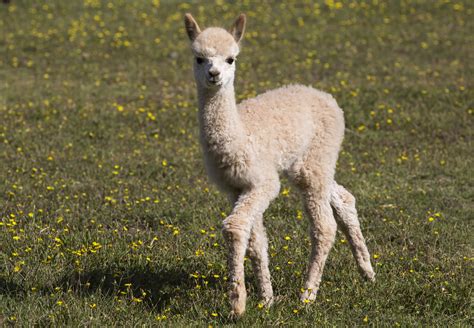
[184,13,375,317]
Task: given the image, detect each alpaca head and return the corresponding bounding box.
[184,13,246,90]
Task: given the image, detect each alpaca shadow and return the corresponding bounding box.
[57,265,196,312]
[0,278,25,298]
[1,265,226,314]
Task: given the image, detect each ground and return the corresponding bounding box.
[0,0,472,326]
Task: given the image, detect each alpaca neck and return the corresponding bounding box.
[197,84,246,152]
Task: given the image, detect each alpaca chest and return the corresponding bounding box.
[203,145,256,190]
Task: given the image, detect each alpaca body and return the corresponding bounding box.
[185,13,375,317]
[200,84,344,195]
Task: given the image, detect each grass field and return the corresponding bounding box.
[1,0,473,326]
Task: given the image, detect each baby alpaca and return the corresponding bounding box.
[184,13,375,316]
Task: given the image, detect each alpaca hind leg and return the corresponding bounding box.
[331,184,375,281]
[247,214,274,306]
[222,180,280,316]
[300,191,338,302]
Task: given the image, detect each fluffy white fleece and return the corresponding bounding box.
[184,13,375,317]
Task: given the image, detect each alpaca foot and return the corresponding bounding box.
[300,288,317,303]
[261,294,274,308]
[359,263,375,282]
[258,284,275,307]
[260,294,286,309]
[363,269,376,282]
[229,281,247,317]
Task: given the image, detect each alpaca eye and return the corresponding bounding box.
[226,57,235,64]
[196,57,204,64]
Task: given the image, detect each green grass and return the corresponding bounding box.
[1,0,473,326]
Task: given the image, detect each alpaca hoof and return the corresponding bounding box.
[229,282,247,317]
[260,294,284,309]
[261,295,274,308]
[300,289,317,303]
[361,268,375,282]
[366,271,375,282]
[258,287,275,307]
[230,303,246,318]
[359,262,375,282]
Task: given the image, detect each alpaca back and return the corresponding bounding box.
[237,84,345,172]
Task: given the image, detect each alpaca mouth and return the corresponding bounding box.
[207,78,223,86]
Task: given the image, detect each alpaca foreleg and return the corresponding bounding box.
[331,184,375,281]
[248,214,274,306]
[222,214,252,317]
[222,180,280,316]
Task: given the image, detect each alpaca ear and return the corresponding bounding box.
[184,13,201,41]
[230,13,246,43]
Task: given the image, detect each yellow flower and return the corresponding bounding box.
[195,249,204,257]
[296,210,303,220]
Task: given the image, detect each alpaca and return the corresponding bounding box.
[184,13,375,316]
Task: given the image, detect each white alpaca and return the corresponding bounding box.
[184,13,375,316]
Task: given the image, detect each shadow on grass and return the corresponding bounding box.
[57,265,199,312]
[1,263,228,316]
[0,277,26,298]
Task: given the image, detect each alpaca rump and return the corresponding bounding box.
[184,13,375,316]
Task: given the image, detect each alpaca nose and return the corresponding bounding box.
[209,69,220,78]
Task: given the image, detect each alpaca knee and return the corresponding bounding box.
[222,215,252,244]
